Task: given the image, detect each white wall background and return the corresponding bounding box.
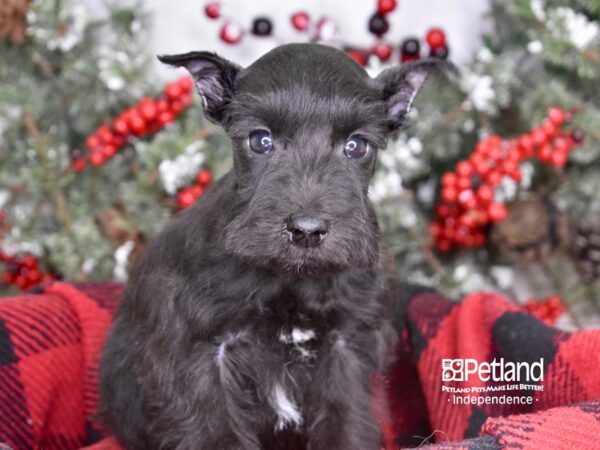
[87,0,492,79]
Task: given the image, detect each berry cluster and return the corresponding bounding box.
[78,76,194,169]
[205,2,346,45]
[0,252,54,291]
[523,295,565,326]
[430,107,583,252]
[202,2,448,67]
[347,27,449,67]
[367,0,398,38]
[176,169,213,209]
[205,1,275,44]
[400,28,449,63]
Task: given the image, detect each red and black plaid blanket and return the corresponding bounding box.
[0,282,599,449]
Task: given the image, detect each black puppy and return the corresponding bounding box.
[100,43,450,450]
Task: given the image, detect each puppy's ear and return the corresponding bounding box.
[375,59,458,132]
[157,51,241,124]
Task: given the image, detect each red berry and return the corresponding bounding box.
[27,269,40,283]
[462,196,478,210]
[103,145,116,158]
[429,222,442,238]
[512,167,522,182]
[548,106,566,126]
[2,271,15,284]
[190,185,204,199]
[442,225,455,241]
[219,22,243,45]
[553,137,571,154]
[170,100,184,114]
[372,42,393,61]
[542,120,557,138]
[98,126,114,145]
[532,128,547,147]
[113,118,128,135]
[507,145,521,162]
[487,145,503,162]
[501,159,518,176]
[437,238,452,252]
[400,53,420,63]
[456,160,473,177]
[179,76,193,91]
[165,83,182,101]
[196,169,212,186]
[441,172,457,187]
[487,203,508,222]
[72,157,86,172]
[16,275,28,289]
[159,111,174,125]
[86,135,100,150]
[291,12,310,31]
[488,135,502,146]
[22,255,37,269]
[139,98,158,121]
[148,121,162,133]
[474,143,488,156]
[473,232,486,246]
[472,159,490,177]
[441,186,458,203]
[518,134,534,156]
[454,226,470,245]
[129,115,147,136]
[458,214,476,228]
[113,134,126,148]
[538,144,553,162]
[177,189,196,209]
[457,188,474,204]
[377,0,397,15]
[435,204,451,218]
[457,176,471,190]
[476,185,494,204]
[550,150,568,167]
[346,49,369,67]
[89,151,105,166]
[204,2,221,19]
[486,171,503,186]
[156,99,169,113]
[425,27,446,49]
[180,93,193,107]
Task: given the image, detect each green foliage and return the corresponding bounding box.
[374,0,600,320]
[0,0,226,289]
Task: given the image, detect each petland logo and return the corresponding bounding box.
[442,358,544,383]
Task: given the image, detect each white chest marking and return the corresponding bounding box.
[279,328,316,344]
[279,327,317,360]
[270,383,302,431]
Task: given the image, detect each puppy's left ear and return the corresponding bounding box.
[375,59,458,133]
[158,51,241,125]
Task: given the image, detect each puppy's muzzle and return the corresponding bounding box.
[286,216,329,248]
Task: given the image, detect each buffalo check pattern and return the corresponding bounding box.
[0,283,599,449]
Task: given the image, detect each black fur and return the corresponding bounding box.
[99,43,452,450]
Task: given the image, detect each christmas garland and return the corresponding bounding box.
[75,76,194,169]
[202,0,450,66]
[430,107,584,252]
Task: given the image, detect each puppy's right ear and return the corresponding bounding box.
[158,51,241,124]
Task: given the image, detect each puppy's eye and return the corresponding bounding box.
[248,130,273,154]
[343,135,370,159]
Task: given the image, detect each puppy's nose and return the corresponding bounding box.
[286,216,329,248]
